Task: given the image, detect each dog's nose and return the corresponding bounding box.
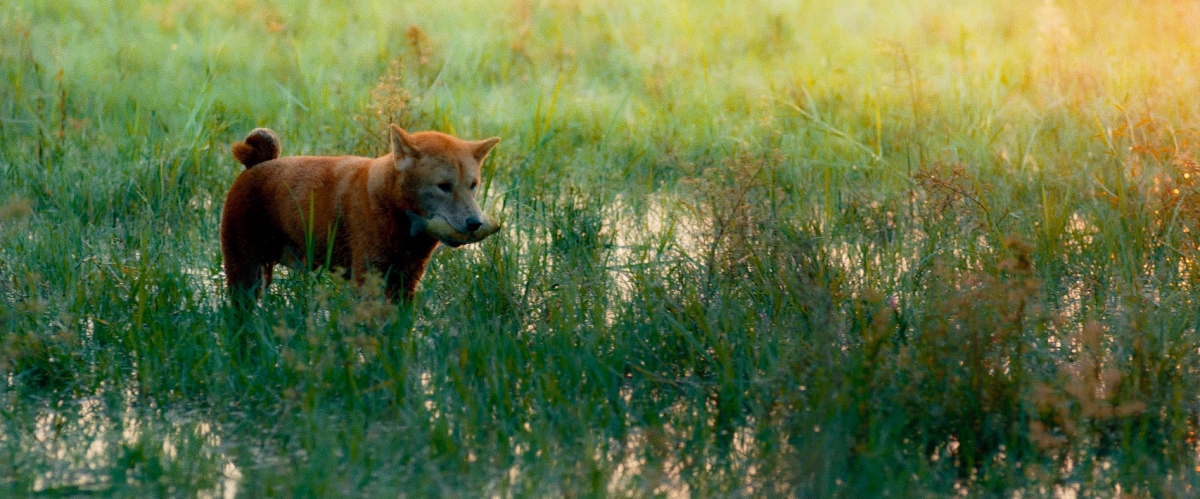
[464,216,483,233]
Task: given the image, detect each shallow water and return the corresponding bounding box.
[8,388,239,497]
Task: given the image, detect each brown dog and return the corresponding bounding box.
[220,125,500,303]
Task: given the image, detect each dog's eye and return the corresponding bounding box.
[470,182,478,191]
[438,182,452,193]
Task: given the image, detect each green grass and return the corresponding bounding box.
[5,0,1200,495]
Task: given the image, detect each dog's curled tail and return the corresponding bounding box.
[231,128,281,168]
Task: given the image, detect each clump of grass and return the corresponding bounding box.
[899,237,1045,471]
[357,60,414,135]
[914,161,1007,235]
[0,309,82,392]
[347,27,442,155]
[0,196,32,223]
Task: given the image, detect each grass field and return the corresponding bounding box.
[5,0,1200,496]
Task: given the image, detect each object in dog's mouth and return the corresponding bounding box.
[406,210,501,247]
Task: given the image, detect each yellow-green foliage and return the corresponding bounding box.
[4,0,1200,496]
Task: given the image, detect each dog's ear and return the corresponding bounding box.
[471,137,500,161]
[390,125,421,168]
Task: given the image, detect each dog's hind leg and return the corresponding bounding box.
[224,256,265,307]
[221,226,281,305]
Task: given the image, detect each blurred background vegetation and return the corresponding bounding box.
[5,0,1200,496]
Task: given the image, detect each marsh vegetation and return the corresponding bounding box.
[5,0,1200,496]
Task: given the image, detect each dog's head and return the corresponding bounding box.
[390,124,500,244]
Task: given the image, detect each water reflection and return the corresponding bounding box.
[9,387,239,496]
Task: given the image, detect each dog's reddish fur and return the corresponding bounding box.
[220,125,499,303]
